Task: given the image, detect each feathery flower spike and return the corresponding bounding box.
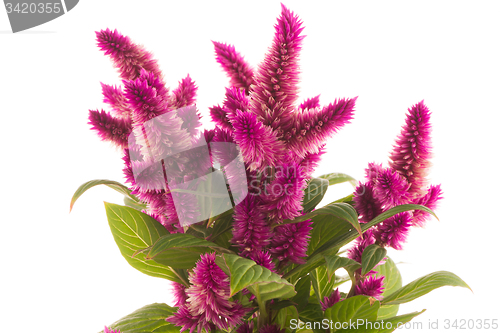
[249,250,276,272]
[232,196,272,256]
[223,87,250,116]
[373,211,413,250]
[167,304,214,333]
[101,83,133,119]
[372,167,411,208]
[389,100,433,197]
[260,163,307,221]
[169,75,198,109]
[355,275,385,300]
[250,4,305,136]
[353,182,383,223]
[209,105,233,131]
[229,110,285,171]
[88,109,132,149]
[213,41,254,94]
[181,253,247,330]
[320,288,341,311]
[270,219,312,265]
[299,95,321,111]
[347,229,376,263]
[285,97,357,158]
[412,184,443,227]
[96,28,163,81]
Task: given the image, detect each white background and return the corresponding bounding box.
[1,1,499,332]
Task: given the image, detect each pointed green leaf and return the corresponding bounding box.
[215,254,296,301]
[361,244,387,276]
[318,172,357,187]
[307,215,352,256]
[71,179,140,212]
[298,303,325,333]
[124,196,147,211]
[98,303,178,333]
[373,257,402,319]
[283,203,361,237]
[291,275,311,312]
[311,266,337,303]
[104,202,185,285]
[275,305,299,332]
[324,255,361,283]
[146,233,233,269]
[382,271,471,306]
[302,177,329,212]
[324,295,380,332]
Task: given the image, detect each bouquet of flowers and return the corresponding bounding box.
[71,4,469,333]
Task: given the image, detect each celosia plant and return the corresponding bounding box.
[71,4,470,333]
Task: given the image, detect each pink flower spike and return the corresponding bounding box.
[373,167,411,208]
[229,110,286,171]
[104,327,121,333]
[213,41,254,94]
[100,83,133,119]
[286,97,357,158]
[320,288,341,311]
[250,4,305,135]
[209,105,233,132]
[172,282,189,307]
[412,184,443,227]
[169,74,198,109]
[299,95,321,111]
[389,100,433,197]
[373,211,413,250]
[223,87,250,116]
[88,109,132,149]
[355,275,385,300]
[270,219,312,265]
[95,29,163,81]
[353,182,383,223]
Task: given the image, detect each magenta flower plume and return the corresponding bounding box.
[223,87,250,115]
[104,326,120,333]
[101,83,133,119]
[229,110,285,171]
[299,95,321,111]
[412,184,443,227]
[169,75,198,109]
[249,250,276,272]
[347,229,376,263]
[355,275,385,300]
[260,163,307,221]
[373,211,412,250]
[259,324,285,333]
[176,105,202,138]
[320,288,341,311]
[209,105,233,131]
[365,162,384,185]
[232,196,272,256]
[285,97,357,158]
[297,145,326,178]
[88,109,132,149]
[96,29,162,81]
[372,167,410,208]
[213,41,254,94]
[353,182,383,223]
[172,282,189,307]
[389,100,433,197]
[181,253,247,330]
[237,322,254,333]
[250,4,305,136]
[270,220,312,265]
[167,305,214,333]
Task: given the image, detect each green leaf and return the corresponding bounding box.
[291,275,311,312]
[334,309,426,333]
[275,305,299,332]
[382,271,471,306]
[324,295,380,332]
[124,196,147,211]
[104,202,185,285]
[307,215,352,256]
[302,177,329,212]
[283,203,361,237]
[361,244,387,276]
[318,172,357,187]
[324,255,361,283]
[373,257,402,319]
[98,303,178,333]
[146,233,233,269]
[216,254,296,301]
[311,266,337,304]
[71,179,140,212]
[298,303,325,333]
[310,203,437,258]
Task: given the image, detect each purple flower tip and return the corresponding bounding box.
[373,211,413,250]
[372,167,411,208]
[270,219,312,265]
[355,275,385,300]
[320,288,341,311]
[104,326,120,333]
